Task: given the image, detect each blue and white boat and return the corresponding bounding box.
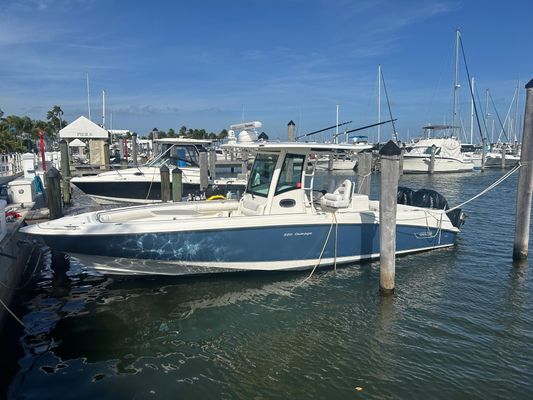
[21,143,463,276]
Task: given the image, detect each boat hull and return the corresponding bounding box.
[402,156,474,173]
[38,223,457,276]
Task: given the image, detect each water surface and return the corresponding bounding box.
[2,169,532,399]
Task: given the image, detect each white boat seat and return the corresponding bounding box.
[320,179,353,209]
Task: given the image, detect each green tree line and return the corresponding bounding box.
[142,126,228,141]
[0,105,65,153]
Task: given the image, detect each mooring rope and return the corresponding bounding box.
[298,212,337,286]
[447,163,522,212]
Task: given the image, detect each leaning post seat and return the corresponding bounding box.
[320,179,353,209]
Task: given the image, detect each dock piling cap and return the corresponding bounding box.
[526,79,533,89]
[379,140,401,156]
[45,166,61,179]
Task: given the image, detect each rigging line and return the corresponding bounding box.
[459,35,485,142]
[496,88,517,143]
[447,163,521,212]
[474,85,489,137]
[379,68,398,141]
[488,91,510,142]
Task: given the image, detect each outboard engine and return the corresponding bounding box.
[398,187,466,229]
[397,186,415,205]
[412,189,449,210]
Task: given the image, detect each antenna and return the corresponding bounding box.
[86,73,91,121]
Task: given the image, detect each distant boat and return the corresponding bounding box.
[402,127,475,173]
[22,142,464,276]
[70,138,246,204]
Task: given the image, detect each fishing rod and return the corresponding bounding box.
[296,121,352,140]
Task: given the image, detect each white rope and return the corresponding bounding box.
[0,296,25,328]
[297,212,336,286]
[447,163,522,212]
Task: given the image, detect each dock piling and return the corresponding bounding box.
[399,146,405,176]
[45,167,63,220]
[160,165,170,203]
[132,133,138,167]
[481,138,486,171]
[429,144,436,174]
[172,167,183,202]
[59,139,71,205]
[513,79,533,261]
[379,141,401,294]
[199,149,209,192]
[209,149,217,180]
[501,149,506,169]
[357,152,372,196]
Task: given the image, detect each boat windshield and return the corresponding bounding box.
[247,153,279,197]
[275,154,305,195]
[147,145,200,168]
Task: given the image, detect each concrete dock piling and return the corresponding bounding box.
[379,140,401,294]
[513,79,533,261]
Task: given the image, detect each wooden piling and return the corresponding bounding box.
[328,153,334,171]
[160,165,170,203]
[513,79,533,261]
[132,133,138,167]
[378,141,401,294]
[208,149,217,180]
[199,149,209,191]
[103,142,110,170]
[59,139,71,205]
[501,149,506,169]
[399,146,405,176]
[287,120,295,142]
[45,167,63,220]
[172,167,183,202]
[429,144,436,174]
[357,152,372,196]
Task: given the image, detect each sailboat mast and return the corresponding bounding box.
[335,103,339,144]
[485,88,490,140]
[470,76,475,144]
[102,90,106,129]
[514,79,520,142]
[86,73,91,121]
[452,29,460,137]
[377,64,381,144]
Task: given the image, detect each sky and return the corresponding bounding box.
[0,0,531,142]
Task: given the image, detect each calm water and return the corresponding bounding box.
[2,169,533,399]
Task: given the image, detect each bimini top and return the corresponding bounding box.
[221,141,372,153]
[153,138,213,145]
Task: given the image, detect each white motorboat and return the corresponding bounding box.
[70,138,246,204]
[403,131,475,173]
[22,143,463,276]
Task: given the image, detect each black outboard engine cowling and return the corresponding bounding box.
[397,187,466,229]
[397,186,415,205]
[412,189,449,210]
